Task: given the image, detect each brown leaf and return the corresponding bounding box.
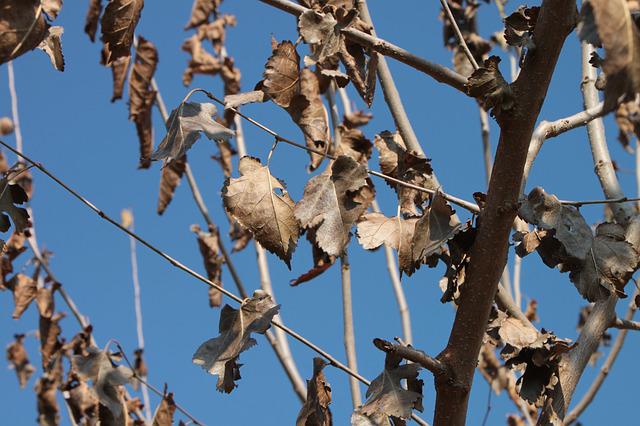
[185,0,222,29]
[37,26,64,72]
[196,14,236,54]
[291,229,336,286]
[85,0,103,42]
[0,0,49,65]
[157,155,186,215]
[191,224,224,307]
[106,53,131,103]
[39,312,64,369]
[192,290,280,392]
[35,374,60,426]
[181,35,223,86]
[152,392,176,426]
[466,56,514,117]
[223,156,299,268]
[338,39,377,107]
[229,219,252,253]
[504,6,540,48]
[0,117,14,136]
[263,40,300,108]
[132,348,147,391]
[224,90,266,109]
[296,156,374,257]
[374,131,435,217]
[7,273,37,319]
[100,0,144,66]
[129,36,158,168]
[62,374,100,425]
[211,133,236,177]
[615,98,640,151]
[6,334,36,388]
[333,125,372,166]
[512,229,548,258]
[298,9,342,64]
[579,0,640,109]
[42,0,63,19]
[36,284,57,319]
[151,102,234,164]
[296,358,333,426]
[343,110,372,129]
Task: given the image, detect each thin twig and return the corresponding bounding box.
[259,0,468,93]
[439,0,479,70]
[564,289,639,424]
[478,107,492,186]
[340,253,362,407]
[374,338,445,377]
[610,317,640,331]
[7,62,23,154]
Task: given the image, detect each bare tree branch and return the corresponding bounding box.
[373,338,446,377]
[340,253,362,407]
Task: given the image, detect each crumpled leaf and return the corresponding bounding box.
[355,350,422,423]
[39,312,64,370]
[62,374,100,425]
[374,131,435,217]
[151,102,234,164]
[157,155,186,215]
[229,218,252,253]
[337,17,377,106]
[466,56,514,117]
[129,36,158,169]
[181,34,223,86]
[100,0,144,66]
[192,290,280,393]
[224,90,265,109]
[344,110,372,129]
[185,0,222,29]
[296,358,333,426]
[578,0,640,109]
[7,273,37,319]
[263,40,300,108]
[6,334,36,388]
[504,6,539,48]
[105,53,130,103]
[191,224,224,307]
[37,26,65,72]
[570,222,639,301]
[290,229,336,286]
[223,156,299,268]
[72,346,134,420]
[333,125,372,166]
[152,392,176,426]
[84,0,103,42]
[615,98,640,151]
[439,224,476,304]
[42,0,62,20]
[35,374,60,426]
[196,14,236,55]
[298,9,352,64]
[295,155,374,257]
[288,68,330,170]
[0,0,49,65]
[512,229,549,258]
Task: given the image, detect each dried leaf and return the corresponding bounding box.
[0,0,49,65]
[107,54,130,103]
[37,26,64,72]
[152,392,176,426]
[0,117,14,136]
[7,273,37,319]
[229,219,252,253]
[192,290,280,392]
[263,40,300,108]
[334,125,372,166]
[35,374,60,426]
[343,110,372,129]
[512,229,548,258]
[374,131,435,217]
[197,14,236,54]
[100,0,144,66]
[42,0,63,20]
[39,312,64,369]
[85,0,103,42]
[295,156,374,257]
[191,224,224,307]
[570,222,639,301]
[157,155,186,215]
[338,41,377,107]
[223,156,299,267]
[224,90,265,109]
[131,348,147,392]
[151,102,234,164]
[62,374,100,424]
[185,0,222,29]
[6,334,36,388]
[504,6,539,48]
[578,0,640,109]
[298,9,342,64]
[36,284,57,319]
[466,56,514,116]
[296,358,333,426]
[181,35,223,86]
[615,98,640,151]
[72,346,134,420]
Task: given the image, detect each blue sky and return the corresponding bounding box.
[1,1,638,425]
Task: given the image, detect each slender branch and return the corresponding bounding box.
[340,253,362,407]
[258,0,467,93]
[373,338,446,377]
[438,0,479,70]
[564,289,639,424]
[7,62,23,154]
[479,107,492,186]
[558,196,640,207]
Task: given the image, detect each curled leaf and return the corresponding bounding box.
[0,0,49,65]
[296,358,332,426]
[504,6,539,48]
[7,273,37,319]
[263,40,300,108]
[191,224,224,307]
[100,0,144,66]
[6,334,36,388]
[37,26,64,72]
[185,0,221,29]
[466,55,514,116]
[152,392,176,426]
[157,155,186,215]
[84,0,103,42]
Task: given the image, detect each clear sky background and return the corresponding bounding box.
[1,1,638,425]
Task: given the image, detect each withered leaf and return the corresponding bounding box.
[466,56,514,116]
[131,348,147,392]
[191,224,224,307]
[37,26,64,72]
[7,273,37,319]
[100,0,144,66]
[223,156,299,267]
[334,125,372,166]
[151,102,234,164]
[338,20,378,106]
[229,218,252,253]
[356,351,422,423]
[504,6,539,48]
[298,9,342,64]
[374,131,435,217]
[185,0,222,29]
[295,155,374,257]
[296,358,332,426]
[0,177,30,236]
[36,284,57,319]
[615,98,640,151]
[0,0,49,65]
[570,222,639,301]
[35,374,60,426]
[152,392,176,426]
[356,213,418,276]
[39,312,64,369]
[192,290,280,393]
[343,110,372,129]
[72,346,134,419]
[157,155,186,215]
[181,35,223,86]
[224,90,266,109]
[62,375,100,425]
[290,229,335,286]
[42,0,63,20]
[263,40,300,108]
[107,55,130,103]
[197,14,237,55]
[512,229,548,258]
[578,0,640,109]
[6,334,36,388]
[85,0,103,42]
